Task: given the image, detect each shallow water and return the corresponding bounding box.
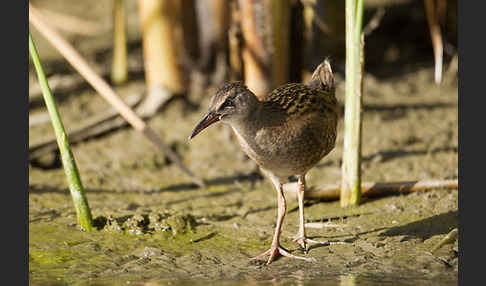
[31,273,458,286]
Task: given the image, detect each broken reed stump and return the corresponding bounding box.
[237,0,290,99]
[111,0,128,85]
[285,179,458,201]
[228,0,243,81]
[195,0,229,73]
[138,0,185,97]
[424,0,445,85]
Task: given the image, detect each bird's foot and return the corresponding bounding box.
[292,236,332,253]
[252,245,316,265]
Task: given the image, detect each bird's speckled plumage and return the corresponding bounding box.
[189,59,338,264]
[214,65,339,182]
[209,81,250,112]
[262,82,338,118]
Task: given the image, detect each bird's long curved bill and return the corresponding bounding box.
[189,112,221,140]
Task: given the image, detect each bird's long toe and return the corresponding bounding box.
[252,245,316,265]
[293,236,334,252]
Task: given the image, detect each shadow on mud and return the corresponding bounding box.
[379,210,458,240]
[317,145,457,169]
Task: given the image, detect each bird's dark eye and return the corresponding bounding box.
[219,100,234,110]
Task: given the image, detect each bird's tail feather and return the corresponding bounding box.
[307,58,335,93]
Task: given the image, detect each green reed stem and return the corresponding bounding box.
[29,34,93,231]
[341,0,364,207]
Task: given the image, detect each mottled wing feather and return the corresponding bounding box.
[250,83,339,178]
[262,83,338,119]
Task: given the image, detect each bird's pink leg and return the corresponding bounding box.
[293,175,309,251]
[253,183,315,265]
[292,175,327,251]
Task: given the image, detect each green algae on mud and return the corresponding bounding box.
[29,207,269,285]
[30,186,458,285]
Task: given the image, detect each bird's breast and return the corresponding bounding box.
[230,113,337,178]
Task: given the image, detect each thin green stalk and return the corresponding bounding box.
[355,0,364,40]
[341,0,364,207]
[29,34,94,231]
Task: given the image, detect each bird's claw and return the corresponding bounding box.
[293,236,332,253]
[252,245,316,265]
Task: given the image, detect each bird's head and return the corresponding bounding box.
[189,81,257,140]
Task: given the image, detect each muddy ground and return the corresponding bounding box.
[29,2,458,286]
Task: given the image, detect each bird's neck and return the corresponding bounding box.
[229,104,263,140]
[228,107,264,161]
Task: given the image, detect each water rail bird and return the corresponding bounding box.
[189,59,338,265]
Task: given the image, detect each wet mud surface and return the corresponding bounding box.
[29,63,458,285]
[29,1,458,284]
